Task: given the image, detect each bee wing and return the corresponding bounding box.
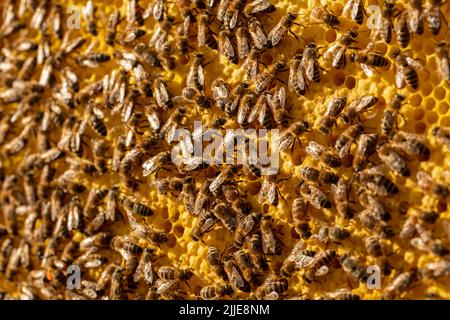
[218,0,230,21]
[209,171,226,192]
[305,141,323,158]
[342,0,354,18]
[410,237,428,251]
[255,72,272,93]
[219,33,235,59]
[243,56,259,80]
[279,132,294,152]
[212,82,229,101]
[314,265,330,277]
[237,33,250,59]
[266,180,278,205]
[198,20,207,47]
[416,170,433,190]
[266,94,278,114]
[247,0,273,14]
[153,0,164,21]
[406,56,423,70]
[143,260,155,285]
[247,100,261,124]
[267,23,284,47]
[229,11,239,30]
[82,1,94,21]
[395,67,405,89]
[230,264,245,289]
[142,156,158,177]
[258,179,269,203]
[237,101,250,125]
[248,21,267,49]
[361,63,374,77]
[302,59,315,82]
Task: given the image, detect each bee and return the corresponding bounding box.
[236,26,251,60]
[246,92,272,129]
[435,41,450,82]
[314,226,350,244]
[153,76,173,110]
[292,197,309,235]
[256,57,286,93]
[382,270,417,299]
[320,288,360,300]
[342,95,378,124]
[238,50,259,82]
[223,256,251,292]
[142,151,172,177]
[174,26,190,65]
[96,263,118,293]
[390,131,430,161]
[110,268,126,300]
[301,42,322,84]
[306,141,341,168]
[364,235,384,257]
[421,259,450,279]
[288,54,308,96]
[158,265,194,282]
[343,0,366,25]
[197,14,218,50]
[300,182,332,209]
[267,12,299,47]
[193,180,212,216]
[340,254,369,284]
[218,26,237,64]
[324,29,358,69]
[377,144,410,177]
[122,195,154,217]
[76,80,103,105]
[213,203,237,232]
[267,86,290,128]
[120,147,145,189]
[207,246,227,279]
[432,126,450,150]
[224,0,246,30]
[76,48,111,69]
[318,96,347,135]
[248,233,269,272]
[235,212,262,247]
[0,238,13,274]
[260,215,281,255]
[259,175,285,207]
[92,139,109,173]
[84,188,107,219]
[330,178,354,219]
[381,93,406,138]
[200,285,234,300]
[335,123,364,159]
[358,165,399,196]
[105,10,121,46]
[67,196,83,232]
[394,11,411,48]
[187,53,206,92]
[349,46,390,77]
[191,210,218,241]
[352,133,378,171]
[311,4,340,28]
[243,0,276,18]
[280,240,315,277]
[126,0,145,25]
[424,0,446,35]
[416,170,449,199]
[111,136,127,173]
[209,165,239,193]
[371,0,396,44]
[248,18,268,50]
[303,250,336,284]
[406,0,424,35]
[157,41,176,71]
[279,120,310,152]
[254,274,288,299]
[211,78,231,110]
[391,48,423,90]
[359,190,392,222]
[82,0,97,36]
[111,235,142,256]
[233,249,254,283]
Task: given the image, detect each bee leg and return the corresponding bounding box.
[289,30,300,43]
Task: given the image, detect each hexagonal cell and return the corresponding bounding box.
[425,98,436,110]
[434,86,446,100]
[421,83,433,97]
[426,111,439,125]
[441,116,450,127]
[438,102,449,115]
[415,122,426,133]
[325,29,337,43]
[412,108,425,120]
[333,71,346,86]
[173,224,185,238]
[410,94,422,107]
[345,76,356,89]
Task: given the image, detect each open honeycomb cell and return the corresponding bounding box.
[0,0,450,301]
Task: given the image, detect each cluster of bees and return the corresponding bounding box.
[0,0,450,300]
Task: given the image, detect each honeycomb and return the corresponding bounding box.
[0,0,450,300]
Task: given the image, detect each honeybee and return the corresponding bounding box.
[212,202,237,232]
[218,26,237,64]
[259,175,285,207]
[200,284,234,300]
[209,165,239,193]
[416,170,449,199]
[394,11,411,48]
[248,233,269,272]
[76,80,104,105]
[382,270,417,299]
[343,0,366,25]
[381,93,406,138]
[120,147,145,187]
[335,123,364,159]
[340,254,369,284]
[243,0,275,17]
[235,26,251,60]
[312,3,340,28]
[421,259,450,279]
[300,182,332,209]
[391,48,423,90]
[306,141,341,168]
[424,0,446,35]
[324,29,358,69]
[349,46,390,77]
[0,238,13,274]
[288,54,308,96]
[301,42,321,83]
[371,0,396,44]
[302,250,336,284]
[207,246,227,279]
[158,265,194,283]
[223,255,250,292]
[314,226,350,244]
[320,288,360,300]
[390,131,430,161]
[255,57,286,93]
[435,41,450,82]
[341,95,378,124]
[153,76,173,109]
[267,12,299,47]
[112,136,126,172]
[105,10,121,46]
[197,14,217,51]
[122,196,154,217]
[82,0,97,36]
[280,240,315,277]
[233,249,254,283]
[211,78,231,110]
[175,25,190,64]
[187,53,206,91]
[110,268,126,300]
[83,187,107,219]
[76,47,111,69]
[248,18,267,50]
[279,120,310,152]
[318,96,347,135]
[260,215,281,255]
[191,210,217,241]
[432,126,450,150]
[377,143,410,177]
[92,139,109,173]
[357,165,399,196]
[406,0,424,35]
[331,178,354,219]
[235,212,262,247]
[254,273,288,299]
[142,151,172,177]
